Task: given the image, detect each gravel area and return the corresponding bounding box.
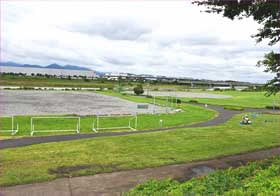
[126,91,232,98]
[0,90,167,116]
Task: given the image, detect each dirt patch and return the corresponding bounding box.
[0,90,168,116]
[48,163,122,177]
[225,159,248,168]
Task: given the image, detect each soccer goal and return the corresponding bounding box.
[0,116,18,135]
[30,116,80,136]
[92,114,137,132]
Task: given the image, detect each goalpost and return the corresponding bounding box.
[92,114,137,132]
[30,117,80,136]
[0,116,18,135]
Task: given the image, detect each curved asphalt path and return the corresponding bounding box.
[0,103,277,149]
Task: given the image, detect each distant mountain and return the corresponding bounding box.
[0,61,92,71]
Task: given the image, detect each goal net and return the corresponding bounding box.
[30,116,80,136]
[0,116,18,135]
[92,114,137,132]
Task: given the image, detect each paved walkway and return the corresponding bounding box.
[1,147,279,196]
[0,104,275,149]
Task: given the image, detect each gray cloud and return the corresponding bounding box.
[157,36,220,47]
[103,56,134,66]
[68,19,152,41]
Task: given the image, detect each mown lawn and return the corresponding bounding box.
[101,90,280,109]
[0,103,216,137]
[126,157,280,196]
[0,113,279,187]
[180,91,280,109]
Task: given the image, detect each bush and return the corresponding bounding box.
[224,106,245,111]
[188,100,198,103]
[265,105,280,110]
[146,95,153,98]
[20,86,35,90]
[127,179,180,196]
[168,98,181,104]
[126,157,280,196]
[134,84,144,96]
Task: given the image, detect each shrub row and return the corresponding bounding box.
[223,106,245,111]
[265,105,280,110]
[125,157,280,196]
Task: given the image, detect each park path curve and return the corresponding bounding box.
[0,104,276,150]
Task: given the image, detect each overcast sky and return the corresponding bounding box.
[1,1,278,83]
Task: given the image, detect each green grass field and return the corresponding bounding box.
[100,90,280,110]
[0,103,216,137]
[126,157,280,196]
[181,91,280,109]
[0,113,278,187]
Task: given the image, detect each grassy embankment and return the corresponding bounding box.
[180,91,280,109]
[126,157,280,196]
[0,75,115,88]
[0,113,279,187]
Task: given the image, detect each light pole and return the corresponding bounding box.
[147,83,150,96]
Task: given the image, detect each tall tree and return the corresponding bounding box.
[193,0,280,95]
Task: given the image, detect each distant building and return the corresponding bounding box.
[104,72,137,80]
